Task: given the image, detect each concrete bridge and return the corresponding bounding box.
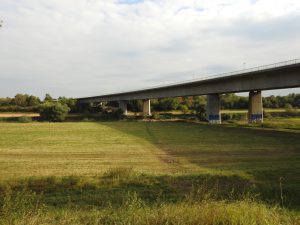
[77,59,300,123]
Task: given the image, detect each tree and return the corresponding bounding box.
[44,94,53,102]
[179,105,189,114]
[13,94,29,107]
[39,102,70,122]
[159,98,180,111]
[27,95,41,106]
[58,97,77,112]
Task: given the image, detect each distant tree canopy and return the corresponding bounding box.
[263,93,300,108]
[220,94,248,109]
[44,94,53,102]
[0,94,76,114]
[0,94,41,112]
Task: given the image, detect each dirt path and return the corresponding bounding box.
[0,113,39,118]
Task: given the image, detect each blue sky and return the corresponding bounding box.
[0,0,299,98]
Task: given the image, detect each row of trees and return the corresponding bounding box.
[0,94,76,121]
[221,93,300,109]
[0,93,299,121]
[123,93,300,113]
[123,96,207,113]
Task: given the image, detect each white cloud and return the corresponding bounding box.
[0,0,299,97]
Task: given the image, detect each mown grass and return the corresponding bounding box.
[0,121,299,223]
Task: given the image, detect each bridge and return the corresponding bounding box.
[77,58,300,123]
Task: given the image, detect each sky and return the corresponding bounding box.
[0,0,300,98]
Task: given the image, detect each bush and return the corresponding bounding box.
[39,102,70,122]
[18,116,32,123]
[263,110,272,119]
[151,112,160,120]
[221,113,231,121]
[179,105,189,114]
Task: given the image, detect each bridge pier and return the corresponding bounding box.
[119,100,128,115]
[206,94,221,124]
[143,99,151,116]
[248,91,263,123]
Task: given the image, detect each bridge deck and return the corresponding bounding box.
[77,59,300,103]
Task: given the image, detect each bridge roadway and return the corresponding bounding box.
[77,59,300,123]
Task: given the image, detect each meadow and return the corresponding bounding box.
[0,120,299,224]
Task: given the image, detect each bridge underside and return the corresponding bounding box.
[77,62,300,124]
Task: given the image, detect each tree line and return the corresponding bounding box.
[0,93,299,121]
[1,93,299,112]
[123,93,300,113]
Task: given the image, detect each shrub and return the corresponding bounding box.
[263,110,272,119]
[179,105,189,114]
[151,112,160,120]
[39,102,70,122]
[18,116,32,123]
[221,113,231,121]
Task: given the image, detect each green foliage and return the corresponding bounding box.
[221,93,248,109]
[58,97,77,112]
[44,94,53,102]
[12,94,28,107]
[153,98,180,111]
[179,104,189,114]
[126,100,143,112]
[264,93,300,108]
[222,113,247,121]
[17,116,32,123]
[27,95,41,106]
[284,103,298,114]
[39,102,70,122]
[0,106,39,112]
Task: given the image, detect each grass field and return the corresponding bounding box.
[0,120,299,224]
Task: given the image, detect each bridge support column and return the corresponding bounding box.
[248,91,263,123]
[143,99,151,116]
[206,94,221,124]
[119,100,128,115]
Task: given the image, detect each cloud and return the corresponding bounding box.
[0,0,299,98]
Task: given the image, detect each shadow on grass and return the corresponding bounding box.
[99,121,300,209]
[0,170,256,209]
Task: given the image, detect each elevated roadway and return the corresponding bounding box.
[77,59,300,123]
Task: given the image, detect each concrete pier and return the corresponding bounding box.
[143,99,151,116]
[206,94,221,124]
[248,91,263,123]
[119,100,128,115]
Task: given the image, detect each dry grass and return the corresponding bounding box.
[0,113,39,118]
